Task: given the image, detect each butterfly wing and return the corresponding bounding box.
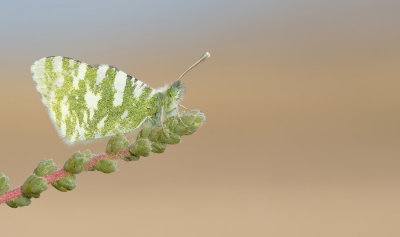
[31,56,159,145]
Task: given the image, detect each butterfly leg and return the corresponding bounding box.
[178,104,189,111]
[176,105,190,129]
[159,106,172,139]
[125,115,154,141]
[159,105,165,125]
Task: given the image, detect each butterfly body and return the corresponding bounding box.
[31,56,183,144]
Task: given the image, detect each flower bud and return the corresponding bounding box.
[52,175,77,192]
[137,125,152,139]
[151,142,167,153]
[34,159,57,177]
[21,175,48,198]
[123,154,140,161]
[149,127,180,144]
[106,134,129,154]
[64,151,90,174]
[180,110,206,135]
[6,196,31,208]
[94,159,118,174]
[130,138,151,157]
[164,116,189,136]
[0,173,9,195]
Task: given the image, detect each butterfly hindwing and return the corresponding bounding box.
[31,56,160,144]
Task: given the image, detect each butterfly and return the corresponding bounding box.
[31,52,210,145]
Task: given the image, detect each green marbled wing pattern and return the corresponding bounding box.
[31,56,160,144]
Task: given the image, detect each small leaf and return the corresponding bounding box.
[34,159,57,177]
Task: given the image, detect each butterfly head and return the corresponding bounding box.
[165,51,210,109]
[155,52,210,119]
[160,80,185,115]
[168,80,185,104]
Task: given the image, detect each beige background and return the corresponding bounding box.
[1,1,400,236]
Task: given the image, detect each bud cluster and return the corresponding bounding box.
[0,109,205,208]
[128,110,206,159]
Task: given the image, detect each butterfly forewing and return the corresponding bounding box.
[31,56,159,144]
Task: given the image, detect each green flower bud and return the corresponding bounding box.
[130,138,151,157]
[6,196,31,208]
[123,154,140,161]
[151,142,167,153]
[64,151,90,174]
[148,127,166,143]
[34,159,57,177]
[165,116,189,136]
[94,159,118,174]
[52,175,77,192]
[165,132,180,144]
[180,110,206,135]
[106,134,129,154]
[83,149,93,159]
[6,201,18,208]
[137,125,153,139]
[0,173,10,195]
[164,116,178,130]
[149,127,180,144]
[21,175,48,198]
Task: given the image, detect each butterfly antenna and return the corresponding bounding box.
[177,52,211,81]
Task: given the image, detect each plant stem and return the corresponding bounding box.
[0,148,130,204]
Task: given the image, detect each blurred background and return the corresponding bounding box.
[1,0,400,236]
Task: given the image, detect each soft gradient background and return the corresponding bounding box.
[1,0,400,236]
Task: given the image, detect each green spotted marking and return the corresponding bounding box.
[31,52,210,145]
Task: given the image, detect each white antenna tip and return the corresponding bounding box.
[203,51,211,58]
[177,51,211,81]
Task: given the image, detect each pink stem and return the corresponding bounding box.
[0,148,130,204]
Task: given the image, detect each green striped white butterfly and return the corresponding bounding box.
[31,52,210,145]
